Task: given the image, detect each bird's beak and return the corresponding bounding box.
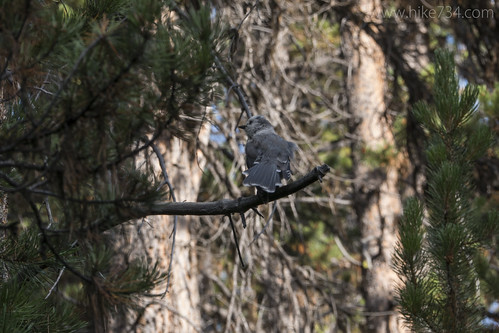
[238,125,246,130]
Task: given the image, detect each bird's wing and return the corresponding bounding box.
[273,139,296,180]
[245,138,263,168]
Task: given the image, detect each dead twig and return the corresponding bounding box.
[149,142,177,296]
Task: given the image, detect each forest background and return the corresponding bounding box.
[0,0,498,332]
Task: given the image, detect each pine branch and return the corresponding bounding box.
[395,49,495,331]
[171,2,253,119]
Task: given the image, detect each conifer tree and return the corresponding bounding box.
[0,0,226,331]
[394,49,499,332]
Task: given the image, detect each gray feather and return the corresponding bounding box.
[243,162,281,193]
[239,115,297,193]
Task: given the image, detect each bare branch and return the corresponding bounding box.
[149,142,176,201]
[45,267,65,299]
[85,164,329,233]
[129,164,329,218]
[228,214,245,268]
[148,141,177,295]
[250,201,277,245]
[44,197,55,229]
[26,195,92,283]
[213,54,252,119]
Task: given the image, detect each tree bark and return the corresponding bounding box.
[0,82,8,282]
[341,1,405,332]
[108,124,209,332]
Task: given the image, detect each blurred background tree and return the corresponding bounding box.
[1,1,498,333]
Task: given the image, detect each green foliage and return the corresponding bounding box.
[479,83,499,159]
[319,128,352,171]
[0,230,85,332]
[0,281,85,333]
[479,82,499,119]
[361,141,398,168]
[299,221,342,270]
[394,49,499,332]
[315,19,340,47]
[393,198,425,281]
[0,0,228,330]
[82,242,165,307]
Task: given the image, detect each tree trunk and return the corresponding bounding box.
[108,124,209,332]
[0,192,6,230]
[0,84,8,281]
[341,1,405,332]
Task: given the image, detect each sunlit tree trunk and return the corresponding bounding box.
[108,124,209,332]
[0,193,6,232]
[341,1,405,332]
[0,86,8,281]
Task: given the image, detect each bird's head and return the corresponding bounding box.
[238,115,275,138]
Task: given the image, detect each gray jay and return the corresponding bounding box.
[239,115,297,193]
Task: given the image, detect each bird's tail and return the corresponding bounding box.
[243,162,281,193]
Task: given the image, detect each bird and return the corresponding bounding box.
[238,115,297,193]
